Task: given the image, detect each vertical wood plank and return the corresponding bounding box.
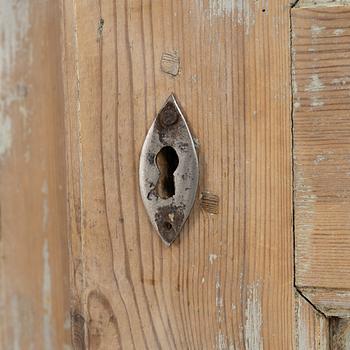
[295,293,329,349]
[0,1,70,349]
[63,0,296,348]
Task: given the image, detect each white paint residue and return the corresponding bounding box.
[64,313,71,330]
[305,74,324,92]
[216,274,224,324]
[294,101,301,109]
[310,96,324,107]
[0,0,31,161]
[244,281,263,350]
[334,28,345,36]
[208,0,233,17]
[314,154,327,164]
[209,253,218,264]
[0,116,12,158]
[296,298,308,350]
[11,295,21,350]
[216,330,227,350]
[311,25,325,36]
[332,77,350,88]
[216,276,223,308]
[195,0,255,34]
[42,239,53,350]
[42,180,49,231]
[41,180,48,194]
[0,1,30,73]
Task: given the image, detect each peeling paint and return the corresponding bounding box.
[296,297,309,350]
[207,0,233,17]
[0,1,30,72]
[0,117,12,159]
[310,96,324,108]
[305,74,324,92]
[216,274,224,324]
[216,330,227,350]
[195,0,256,34]
[314,154,327,164]
[209,253,218,264]
[42,180,49,231]
[245,281,263,350]
[42,239,53,350]
[311,25,325,36]
[0,0,31,160]
[334,28,345,36]
[332,77,350,88]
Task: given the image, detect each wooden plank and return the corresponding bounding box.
[0,1,70,349]
[300,288,350,317]
[296,0,350,7]
[63,0,297,348]
[295,292,329,350]
[292,5,350,315]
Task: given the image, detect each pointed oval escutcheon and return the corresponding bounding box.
[139,94,199,246]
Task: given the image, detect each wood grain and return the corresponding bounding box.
[295,292,329,350]
[330,318,350,350]
[62,0,299,348]
[292,6,350,315]
[296,0,350,7]
[0,0,70,349]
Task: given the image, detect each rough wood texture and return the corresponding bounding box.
[295,292,329,350]
[63,0,296,348]
[292,6,350,315]
[300,288,350,317]
[330,318,350,350]
[296,0,350,7]
[0,1,70,349]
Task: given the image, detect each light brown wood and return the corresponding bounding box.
[0,0,70,349]
[300,288,350,317]
[62,0,300,348]
[296,0,350,7]
[292,5,350,316]
[295,292,329,350]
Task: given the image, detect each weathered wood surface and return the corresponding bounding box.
[295,292,329,350]
[0,0,70,349]
[296,0,350,7]
[62,0,298,348]
[330,318,350,350]
[292,5,350,315]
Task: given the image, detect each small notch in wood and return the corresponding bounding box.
[160,51,180,77]
[200,191,219,215]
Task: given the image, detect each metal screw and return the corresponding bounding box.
[160,103,178,126]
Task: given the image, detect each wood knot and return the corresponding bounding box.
[71,311,85,350]
[160,52,180,77]
[200,191,219,214]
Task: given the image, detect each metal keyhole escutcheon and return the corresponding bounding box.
[139,94,199,246]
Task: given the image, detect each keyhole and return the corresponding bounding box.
[155,146,179,199]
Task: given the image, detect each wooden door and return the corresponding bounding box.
[1,0,350,349]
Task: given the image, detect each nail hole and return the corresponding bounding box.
[155,146,179,199]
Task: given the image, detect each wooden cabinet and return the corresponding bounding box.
[1,0,350,348]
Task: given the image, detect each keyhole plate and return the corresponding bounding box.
[139,94,199,246]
